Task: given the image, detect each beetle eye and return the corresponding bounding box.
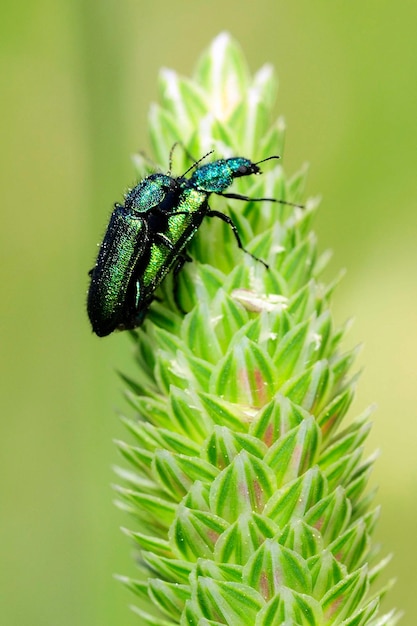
[238,165,248,174]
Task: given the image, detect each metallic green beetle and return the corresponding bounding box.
[87,155,295,336]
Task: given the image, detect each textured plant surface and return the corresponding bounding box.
[114,33,399,626]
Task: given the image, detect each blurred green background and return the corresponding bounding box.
[1,1,416,624]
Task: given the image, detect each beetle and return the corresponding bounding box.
[87,173,185,336]
[87,154,298,336]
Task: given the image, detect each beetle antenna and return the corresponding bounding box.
[167,142,180,175]
[251,155,304,208]
[181,150,215,177]
[254,155,280,166]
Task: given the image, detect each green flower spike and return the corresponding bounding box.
[115,32,400,626]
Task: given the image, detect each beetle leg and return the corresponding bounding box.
[206,209,269,269]
[218,191,304,209]
[154,232,176,250]
[154,232,194,256]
